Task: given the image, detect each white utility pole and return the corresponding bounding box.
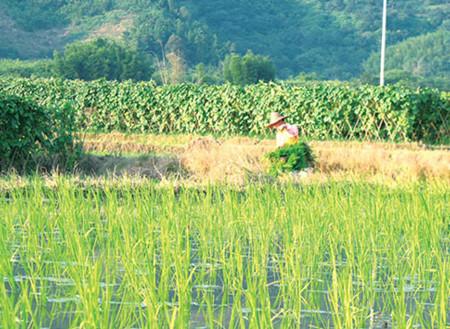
[380,0,388,86]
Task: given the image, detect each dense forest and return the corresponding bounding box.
[0,0,448,88]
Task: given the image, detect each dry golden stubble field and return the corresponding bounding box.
[79,133,450,184]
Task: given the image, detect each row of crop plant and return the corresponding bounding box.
[0,78,448,142]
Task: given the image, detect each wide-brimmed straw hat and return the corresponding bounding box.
[267,112,288,128]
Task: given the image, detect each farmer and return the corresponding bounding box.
[267,112,299,148]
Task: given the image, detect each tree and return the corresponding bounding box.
[223,51,275,85]
[190,63,222,85]
[54,38,153,81]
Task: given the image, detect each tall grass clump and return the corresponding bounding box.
[0,179,448,328]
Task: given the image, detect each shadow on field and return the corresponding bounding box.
[75,154,186,180]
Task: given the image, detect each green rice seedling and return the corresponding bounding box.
[0,178,448,328]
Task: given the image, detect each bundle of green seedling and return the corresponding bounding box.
[266,142,315,176]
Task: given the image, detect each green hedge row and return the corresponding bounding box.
[0,78,448,142]
[0,93,79,171]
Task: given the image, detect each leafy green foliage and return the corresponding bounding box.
[0,93,80,171]
[266,142,314,176]
[223,51,276,85]
[0,78,448,143]
[54,38,153,81]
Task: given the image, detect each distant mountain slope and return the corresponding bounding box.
[316,0,449,41]
[0,0,448,80]
[0,9,65,58]
[363,30,450,89]
[185,0,367,79]
[0,2,132,59]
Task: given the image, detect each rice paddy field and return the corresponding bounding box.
[0,177,448,328]
[2,77,449,328]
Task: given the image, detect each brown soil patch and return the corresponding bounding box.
[88,16,134,40]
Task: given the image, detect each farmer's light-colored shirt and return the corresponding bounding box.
[276,124,299,148]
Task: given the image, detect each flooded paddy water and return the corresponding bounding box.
[0,180,448,328]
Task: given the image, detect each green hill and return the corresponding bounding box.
[363,30,449,90]
[0,0,448,82]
